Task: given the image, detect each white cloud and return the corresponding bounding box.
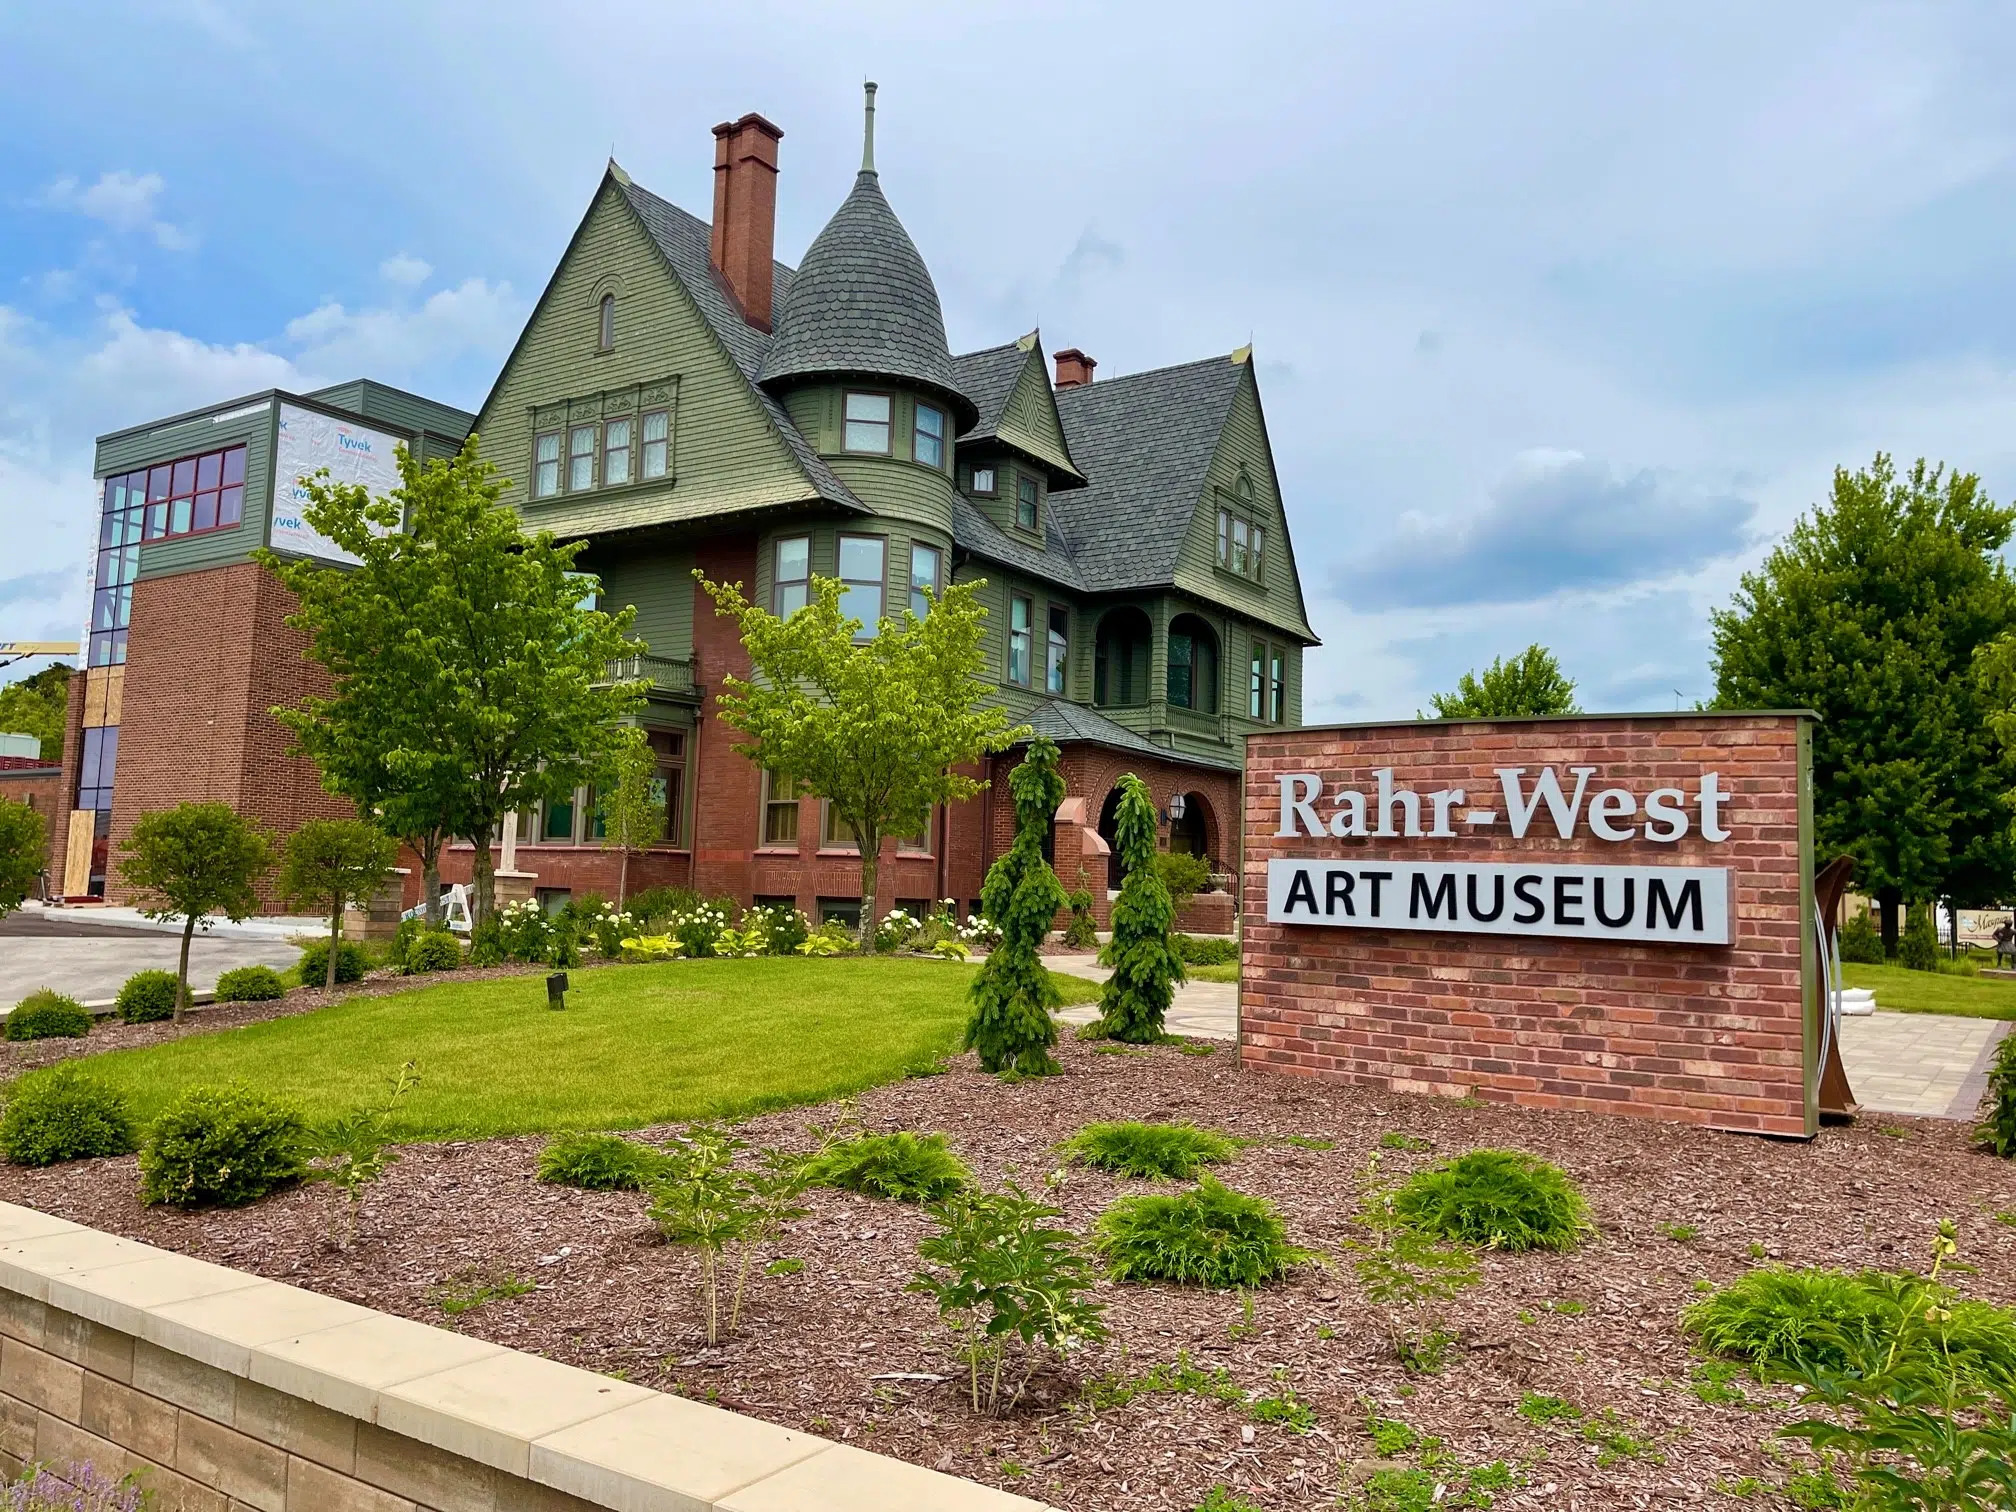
[379,252,432,287]
[37,171,194,251]
[283,277,522,382]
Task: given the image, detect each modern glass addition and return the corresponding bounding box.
[909,543,942,619]
[641,410,669,479]
[1046,607,1068,694]
[843,392,892,453]
[1016,474,1039,531]
[568,425,596,491]
[75,726,118,812]
[114,445,246,551]
[773,535,811,616]
[914,404,944,467]
[1009,596,1033,686]
[533,433,562,498]
[603,418,632,487]
[838,535,885,635]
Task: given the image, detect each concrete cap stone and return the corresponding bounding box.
[47,1250,269,1336]
[249,1311,507,1421]
[528,1393,827,1512]
[145,1280,377,1374]
[719,1442,1054,1511]
[0,1227,155,1301]
[380,1348,655,1476]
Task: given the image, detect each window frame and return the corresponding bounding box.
[759,769,800,850]
[603,416,633,488]
[836,533,887,640]
[1216,503,1266,582]
[773,535,812,617]
[820,800,859,853]
[1249,641,1266,720]
[597,293,616,353]
[968,463,997,497]
[541,791,578,843]
[640,408,670,481]
[842,390,894,455]
[533,431,563,499]
[908,541,943,620]
[896,809,933,855]
[1269,648,1286,724]
[124,445,247,548]
[1008,594,1034,687]
[1015,473,1040,533]
[913,403,945,469]
[567,424,598,492]
[1046,606,1069,695]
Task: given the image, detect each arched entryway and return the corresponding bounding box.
[1097,785,1126,889]
[1168,788,1212,864]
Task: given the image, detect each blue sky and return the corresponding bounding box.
[6,1,2016,718]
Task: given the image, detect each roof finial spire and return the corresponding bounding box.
[861,80,878,173]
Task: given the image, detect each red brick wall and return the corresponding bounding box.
[0,768,62,894]
[106,563,353,909]
[1241,715,1813,1136]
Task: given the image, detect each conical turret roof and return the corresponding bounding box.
[757,86,976,429]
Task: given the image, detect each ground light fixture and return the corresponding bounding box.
[547,972,569,1011]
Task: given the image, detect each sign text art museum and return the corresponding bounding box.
[1241,714,1819,1136]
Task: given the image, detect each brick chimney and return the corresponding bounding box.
[1053,348,1097,388]
[710,112,784,330]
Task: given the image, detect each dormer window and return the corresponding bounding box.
[914,403,944,468]
[1016,474,1039,532]
[843,392,891,453]
[1217,506,1265,580]
[969,464,996,496]
[598,294,615,352]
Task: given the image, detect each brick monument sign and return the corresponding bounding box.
[1240,714,1817,1136]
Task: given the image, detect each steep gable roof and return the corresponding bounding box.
[951,334,1083,487]
[1050,354,1247,593]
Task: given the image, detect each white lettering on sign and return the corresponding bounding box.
[1274,767,1731,844]
[1265,859,1732,946]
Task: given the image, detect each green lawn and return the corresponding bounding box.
[1842,962,2016,1020]
[76,958,1001,1141]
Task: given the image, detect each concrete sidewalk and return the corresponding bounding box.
[2,907,307,1006]
[1047,953,2008,1122]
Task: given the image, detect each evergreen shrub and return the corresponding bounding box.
[806,1131,971,1202]
[297,937,368,986]
[1980,1033,2016,1158]
[1084,773,1185,1044]
[115,969,181,1022]
[1389,1149,1591,1253]
[1899,903,1938,972]
[0,1066,138,1166]
[962,737,1067,1076]
[1062,889,1099,950]
[139,1086,309,1207]
[1060,1121,1237,1181]
[214,965,285,1002]
[6,990,91,1041]
[1174,934,1239,966]
[405,931,462,973]
[537,1133,668,1191]
[1093,1175,1310,1286]
[1835,913,1884,965]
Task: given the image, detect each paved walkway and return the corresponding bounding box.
[1049,954,2007,1122]
[1,908,306,1006]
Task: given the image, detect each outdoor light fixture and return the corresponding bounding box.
[547,972,569,1011]
[1165,793,1187,822]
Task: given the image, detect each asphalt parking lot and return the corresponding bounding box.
[0,912,302,1005]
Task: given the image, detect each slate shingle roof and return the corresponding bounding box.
[949,342,1027,442]
[1015,698,1240,772]
[619,177,865,514]
[756,171,978,429]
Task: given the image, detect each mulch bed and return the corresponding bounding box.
[1,1029,2012,1511]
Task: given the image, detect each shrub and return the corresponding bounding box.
[297,937,368,986]
[1174,933,1239,966]
[496,898,552,963]
[1836,912,1884,965]
[138,1086,309,1208]
[1980,1033,2016,1158]
[744,903,809,956]
[1060,1121,1237,1181]
[6,990,91,1041]
[873,908,921,953]
[618,934,682,962]
[627,885,698,931]
[665,899,734,958]
[909,1181,1107,1413]
[1062,889,1099,950]
[963,738,1067,1076]
[115,968,181,1022]
[806,1131,971,1202]
[214,964,285,1003]
[1154,849,1212,908]
[1388,1149,1592,1253]
[1684,1264,2016,1385]
[386,915,425,972]
[796,921,857,957]
[1093,1175,1311,1287]
[572,899,632,958]
[404,930,461,973]
[0,1066,138,1166]
[1899,902,1938,971]
[537,1133,670,1191]
[1085,774,1186,1044]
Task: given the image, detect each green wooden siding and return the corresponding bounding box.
[474,179,817,537]
[590,545,695,661]
[1171,367,1314,642]
[303,381,472,443]
[993,352,1078,480]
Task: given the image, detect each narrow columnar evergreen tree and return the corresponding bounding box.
[963,737,1067,1077]
[1086,774,1186,1043]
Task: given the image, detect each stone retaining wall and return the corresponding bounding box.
[0,1201,1045,1511]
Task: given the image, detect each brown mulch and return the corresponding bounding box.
[1,1038,2012,1512]
[0,965,550,1075]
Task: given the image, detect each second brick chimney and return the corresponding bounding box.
[1053,348,1097,388]
[710,112,784,330]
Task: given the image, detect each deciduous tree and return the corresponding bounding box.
[964,737,1067,1077]
[265,437,643,926]
[1715,455,2016,951]
[1425,645,1579,718]
[280,819,399,989]
[119,803,274,1020]
[595,728,666,907]
[697,571,1022,937]
[0,797,45,918]
[1085,774,1185,1043]
[0,665,70,764]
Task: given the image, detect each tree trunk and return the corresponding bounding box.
[470,821,495,928]
[618,846,630,909]
[1947,900,1959,959]
[326,889,343,990]
[174,915,195,1023]
[420,835,443,930]
[1878,891,1900,958]
[858,831,881,947]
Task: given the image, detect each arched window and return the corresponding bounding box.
[598,293,616,352]
[1094,607,1152,707]
[1167,613,1220,713]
